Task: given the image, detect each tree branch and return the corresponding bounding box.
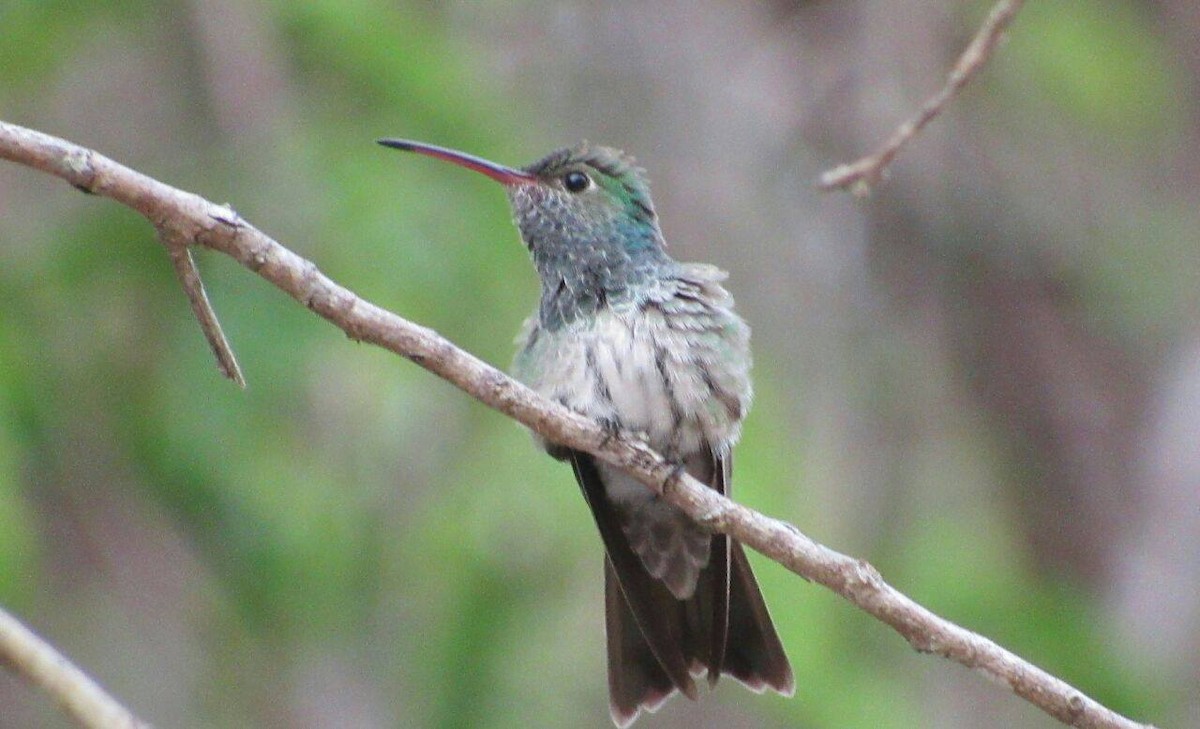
[165,240,246,387]
[0,120,1152,729]
[0,606,151,728]
[818,0,1025,195]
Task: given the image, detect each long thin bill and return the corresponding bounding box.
[377,139,537,186]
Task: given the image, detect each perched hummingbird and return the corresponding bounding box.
[379,138,793,726]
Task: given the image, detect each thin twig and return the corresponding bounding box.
[165,238,246,387]
[0,606,151,729]
[0,120,1154,729]
[819,0,1025,194]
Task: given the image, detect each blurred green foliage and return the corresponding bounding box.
[1006,1,1184,147]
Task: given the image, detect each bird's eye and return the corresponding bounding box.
[564,171,591,193]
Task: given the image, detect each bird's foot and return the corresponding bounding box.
[661,460,688,497]
[597,417,624,448]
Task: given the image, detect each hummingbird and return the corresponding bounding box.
[379,138,794,726]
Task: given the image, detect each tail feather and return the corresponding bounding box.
[605,561,685,728]
[570,450,792,725]
[721,542,794,695]
[604,537,792,724]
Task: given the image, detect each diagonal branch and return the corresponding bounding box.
[0,120,1152,729]
[0,606,151,729]
[165,239,246,387]
[819,0,1025,195]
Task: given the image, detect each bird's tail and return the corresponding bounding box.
[605,541,794,727]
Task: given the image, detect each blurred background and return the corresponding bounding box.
[0,1,1197,727]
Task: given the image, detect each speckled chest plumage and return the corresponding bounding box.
[513,262,751,463]
[512,260,751,598]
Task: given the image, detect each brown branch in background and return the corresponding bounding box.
[818,0,1025,195]
[0,120,1154,729]
[0,606,151,729]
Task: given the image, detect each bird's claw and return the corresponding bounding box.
[597,418,623,448]
[661,460,688,495]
